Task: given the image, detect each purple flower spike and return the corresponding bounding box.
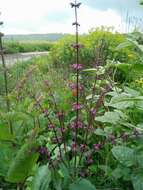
[70,120,84,129]
[120,132,128,141]
[71,142,78,152]
[69,82,77,89]
[56,111,64,120]
[86,155,93,165]
[38,147,48,155]
[48,124,55,129]
[71,43,84,49]
[90,108,96,117]
[71,64,83,70]
[80,144,87,152]
[72,103,82,111]
[93,143,101,151]
[43,109,49,116]
[47,152,51,161]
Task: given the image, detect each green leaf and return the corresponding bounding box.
[95,112,121,124]
[69,179,96,190]
[32,165,51,190]
[83,68,97,72]
[112,146,135,167]
[0,143,16,177]
[112,165,131,180]
[115,40,132,50]
[0,125,14,141]
[94,128,106,136]
[7,141,39,183]
[131,173,143,190]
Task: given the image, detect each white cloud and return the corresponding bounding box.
[0,0,126,34]
[79,5,126,33]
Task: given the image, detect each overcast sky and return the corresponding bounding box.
[0,0,143,34]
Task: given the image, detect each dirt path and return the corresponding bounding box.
[0,51,49,65]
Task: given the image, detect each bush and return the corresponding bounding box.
[49,27,139,69]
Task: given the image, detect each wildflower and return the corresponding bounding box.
[58,127,66,133]
[68,82,84,95]
[72,103,82,110]
[120,132,128,141]
[69,82,77,89]
[71,142,78,152]
[80,144,87,152]
[70,120,84,129]
[71,64,83,70]
[71,43,84,49]
[56,111,64,120]
[47,152,52,161]
[43,109,49,116]
[90,108,96,117]
[86,155,93,165]
[38,147,48,155]
[108,134,116,145]
[79,171,86,178]
[93,143,102,151]
[48,124,55,130]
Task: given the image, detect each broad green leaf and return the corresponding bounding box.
[131,173,143,190]
[124,87,140,96]
[94,128,106,136]
[137,154,143,168]
[115,40,132,50]
[0,143,16,177]
[95,112,121,124]
[69,179,96,190]
[112,146,135,167]
[112,165,130,180]
[32,165,51,190]
[7,141,39,183]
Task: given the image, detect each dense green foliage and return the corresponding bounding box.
[3,41,53,54]
[1,28,143,189]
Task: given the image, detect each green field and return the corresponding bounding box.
[3,40,54,54]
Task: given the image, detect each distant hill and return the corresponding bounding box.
[3,33,68,42]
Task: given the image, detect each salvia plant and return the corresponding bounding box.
[1,2,143,190]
